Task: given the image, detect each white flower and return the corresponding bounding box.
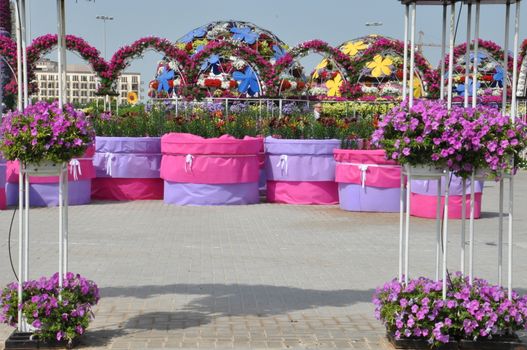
[309,86,327,95]
[362,85,379,94]
[232,58,246,70]
[168,61,179,71]
[492,88,503,96]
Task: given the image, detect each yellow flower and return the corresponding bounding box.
[366,55,393,78]
[325,73,343,97]
[413,77,422,98]
[312,59,328,79]
[341,41,368,57]
[127,91,138,105]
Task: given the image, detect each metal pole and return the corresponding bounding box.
[14,1,22,111]
[469,171,475,284]
[409,3,416,107]
[508,175,513,300]
[58,166,63,296]
[440,4,447,101]
[502,2,510,113]
[435,178,442,281]
[404,167,411,284]
[20,0,28,107]
[442,177,450,300]
[402,4,409,100]
[464,4,472,108]
[447,2,456,109]
[472,2,480,107]
[57,0,66,107]
[461,178,466,275]
[63,164,68,275]
[399,169,404,282]
[17,164,23,332]
[23,166,29,281]
[511,1,521,121]
[499,179,504,286]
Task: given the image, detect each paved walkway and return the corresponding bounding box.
[1,172,527,349]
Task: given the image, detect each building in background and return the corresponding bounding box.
[32,58,141,105]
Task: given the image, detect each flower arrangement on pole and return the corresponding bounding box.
[0,101,95,165]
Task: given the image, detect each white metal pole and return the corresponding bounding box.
[447,2,456,109]
[409,3,416,107]
[435,178,442,281]
[499,179,504,286]
[464,4,472,108]
[404,167,411,284]
[440,4,447,101]
[502,3,510,113]
[63,165,68,275]
[511,1,521,120]
[402,4,409,100]
[58,167,63,296]
[461,178,466,275]
[508,175,513,300]
[23,167,29,281]
[472,2,480,107]
[17,165,23,332]
[442,177,450,300]
[14,1,22,111]
[57,0,66,107]
[469,171,475,284]
[20,0,28,107]
[399,169,405,282]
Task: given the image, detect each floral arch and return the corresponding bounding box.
[0,35,18,98]
[517,39,527,99]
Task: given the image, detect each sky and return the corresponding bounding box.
[24,0,527,99]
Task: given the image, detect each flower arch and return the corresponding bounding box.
[514,39,527,98]
[107,36,191,96]
[274,40,353,98]
[441,39,516,103]
[0,35,18,98]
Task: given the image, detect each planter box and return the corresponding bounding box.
[334,149,401,212]
[387,331,458,349]
[161,133,261,205]
[459,334,526,349]
[264,137,340,205]
[410,175,484,219]
[5,330,79,349]
[91,136,163,201]
[5,148,95,207]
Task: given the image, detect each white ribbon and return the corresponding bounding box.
[185,154,194,173]
[358,164,369,188]
[104,152,115,176]
[68,159,82,181]
[276,154,288,176]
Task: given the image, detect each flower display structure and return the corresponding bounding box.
[0,273,99,345]
[0,101,94,164]
[373,274,527,347]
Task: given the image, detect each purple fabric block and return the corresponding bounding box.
[265,154,336,181]
[338,183,401,212]
[6,180,91,207]
[0,159,6,185]
[259,168,266,191]
[94,136,162,179]
[164,181,259,206]
[264,137,340,155]
[411,175,484,196]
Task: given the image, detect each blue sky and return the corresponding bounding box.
[26,0,527,97]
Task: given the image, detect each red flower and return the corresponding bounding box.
[280,79,292,90]
[229,81,238,89]
[204,79,222,88]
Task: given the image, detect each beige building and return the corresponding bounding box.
[32,59,141,105]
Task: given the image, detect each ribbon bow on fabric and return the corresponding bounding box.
[104,152,115,176]
[276,155,288,176]
[69,159,82,181]
[185,154,194,173]
[358,164,369,188]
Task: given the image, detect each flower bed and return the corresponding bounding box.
[264,137,340,204]
[334,149,401,212]
[5,147,95,207]
[410,176,484,219]
[91,136,163,201]
[161,133,261,205]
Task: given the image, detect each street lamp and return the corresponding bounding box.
[95,15,113,60]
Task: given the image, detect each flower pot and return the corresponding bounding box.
[410,175,484,219]
[92,136,163,201]
[458,334,527,350]
[5,330,80,349]
[334,149,402,212]
[387,330,458,349]
[5,148,96,207]
[406,164,446,179]
[264,137,340,205]
[161,133,261,205]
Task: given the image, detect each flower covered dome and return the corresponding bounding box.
[310,35,437,101]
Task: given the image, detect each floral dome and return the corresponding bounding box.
[310,35,437,101]
[444,40,513,104]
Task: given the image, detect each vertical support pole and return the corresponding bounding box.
[511,1,521,120]
[461,178,466,275]
[447,2,456,109]
[404,166,411,284]
[63,164,68,275]
[464,4,472,108]
[502,2,510,114]
[57,0,66,106]
[14,0,23,111]
[472,2,481,107]
[279,99,283,117]
[399,169,405,282]
[20,0,28,107]
[402,4,409,100]
[17,164,23,332]
[58,165,64,297]
[469,170,475,284]
[225,98,228,117]
[409,3,416,107]
[24,167,29,281]
[440,4,447,101]
[508,175,513,300]
[442,176,450,300]
[435,177,442,281]
[499,179,504,286]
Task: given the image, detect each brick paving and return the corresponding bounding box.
[1,172,527,349]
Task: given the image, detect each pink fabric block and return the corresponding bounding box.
[6,146,96,184]
[0,189,5,210]
[161,133,262,155]
[266,181,339,205]
[91,178,164,200]
[410,192,483,219]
